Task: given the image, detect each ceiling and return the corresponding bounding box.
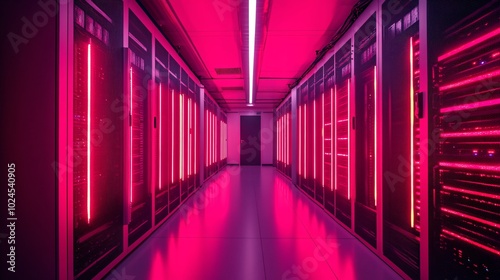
[139,0,359,112]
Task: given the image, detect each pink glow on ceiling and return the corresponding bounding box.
[143,0,358,111]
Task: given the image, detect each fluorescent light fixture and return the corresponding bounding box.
[249,0,256,104]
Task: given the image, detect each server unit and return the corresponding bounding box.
[323,55,336,216]
[154,40,169,224]
[335,39,353,228]
[72,1,124,278]
[314,67,325,205]
[429,0,500,278]
[381,0,421,278]
[127,10,153,247]
[276,98,291,177]
[204,96,226,180]
[354,13,377,248]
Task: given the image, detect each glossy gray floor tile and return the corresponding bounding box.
[107,166,402,280]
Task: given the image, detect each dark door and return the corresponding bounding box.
[240,116,261,165]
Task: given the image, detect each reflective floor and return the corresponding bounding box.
[107,166,402,280]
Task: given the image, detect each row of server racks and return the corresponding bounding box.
[280,0,500,279]
[275,99,292,177]
[0,1,227,279]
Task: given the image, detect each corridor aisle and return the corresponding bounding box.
[106,166,402,280]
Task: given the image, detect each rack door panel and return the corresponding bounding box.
[381,1,420,278]
[335,40,352,228]
[431,1,500,278]
[72,2,123,278]
[354,14,377,248]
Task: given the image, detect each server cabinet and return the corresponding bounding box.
[299,77,316,197]
[168,57,181,212]
[314,67,325,205]
[354,14,377,248]
[381,0,420,278]
[429,0,500,278]
[179,69,188,202]
[276,99,291,177]
[220,113,228,167]
[187,78,196,196]
[127,11,152,246]
[154,41,170,224]
[335,39,353,228]
[298,82,311,196]
[72,1,124,278]
[204,97,220,180]
[324,56,336,216]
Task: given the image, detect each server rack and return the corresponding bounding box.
[335,39,353,228]
[354,13,377,248]
[127,11,153,246]
[204,96,225,180]
[220,113,228,166]
[314,67,325,205]
[276,98,291,177]
[429,1,500,278]
[324,55,336,216]
[168,56,181,212]
[381,0,420,278]
[72,2,124,278]
[154,40,169,224]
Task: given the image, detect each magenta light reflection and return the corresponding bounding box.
[438,27,500,61]
[440,98,500,113]
[439,161,500,172]
[439,69,500,91]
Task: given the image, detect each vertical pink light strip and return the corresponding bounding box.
[347,79,351,200]
[287,113,290,165]
[410,37,415,228]
[305,105,307,179]
[87,43,92,223]
[194,103,197,174]
[159,83,162,190]
[314,98,316,179]
[205,110,208,167]
[277,117,280,163]
[374,66,377,207]
[283,113,288,167]
[180,94,183,180]
[322,93,325,187]
[334,85,337,190]
[172,90,174,183]
[299,106,301,175]
[129,66,133,204]
[211,113,213,165]
[331,88,334,191]
[187,99,189,177]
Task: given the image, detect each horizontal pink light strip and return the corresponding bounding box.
[439,161,500,172]
[442,207,499,229]
[438,27,500,61]
[443,185,500,200]
[441,130,500,138]
[440,98,500,113]
[439,69,500,91]
[442,229,500,257]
